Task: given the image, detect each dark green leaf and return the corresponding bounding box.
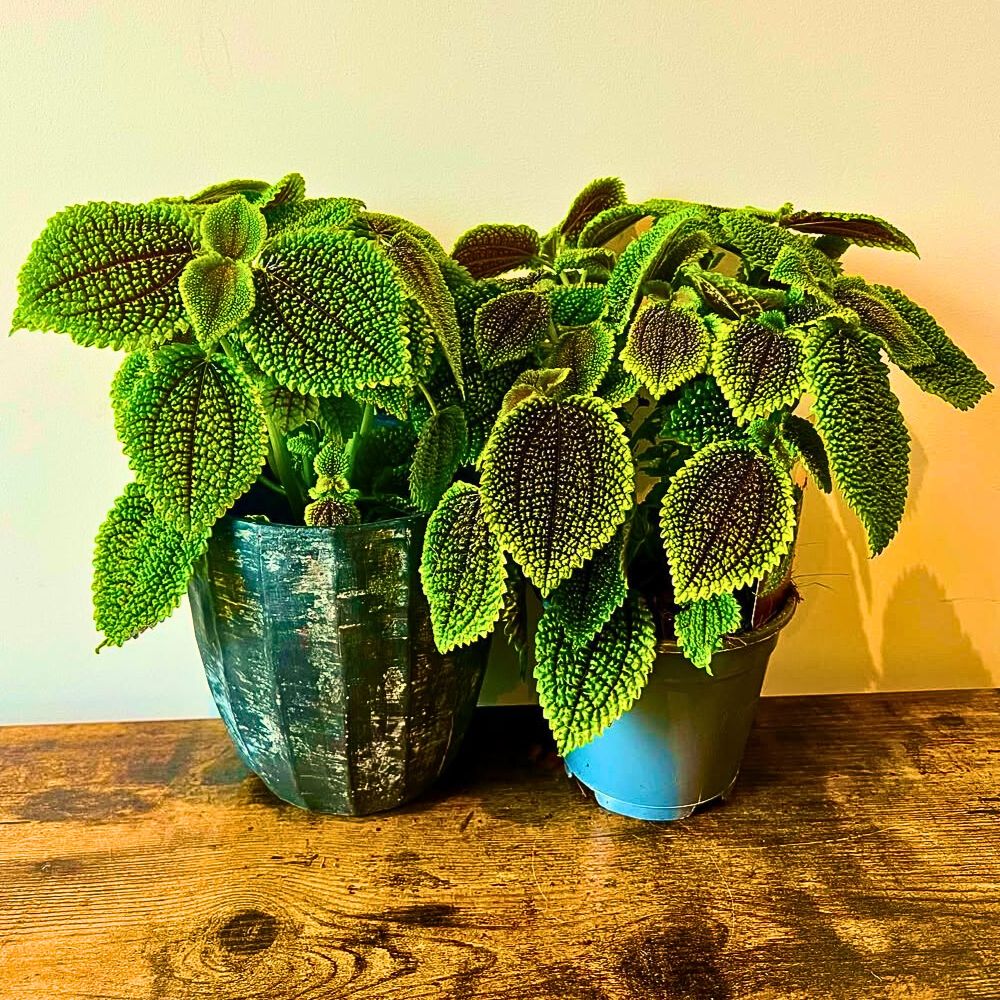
[480,395,634,595]
[674,592,742,672]
[657,375,741,448]
[421,482,506,652]
[549,321,616,396]
[452,223,541,278]
[779,210,918,255]
[362,212,448,261]
[560,177,628,243]
[577,204,649,249]
[678,265,765,319]
[621,302,709,398]
[833,279,933,368]
[178,253,255,349]
[410,406,468,512]
[780,413,832,493]
[550,283,605,326]
[474,290,551,369]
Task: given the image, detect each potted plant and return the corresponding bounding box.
[420,177,993,820]
[12,172,513,814]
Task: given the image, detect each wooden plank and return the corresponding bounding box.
[0,691,998,999]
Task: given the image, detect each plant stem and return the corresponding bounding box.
[344,402,375,477]
[257,473,287,497]
[417,380,439,417]
[264,411,307,521]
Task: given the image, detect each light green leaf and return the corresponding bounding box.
[362,212,448,261]
[199,195,267,261]
[381,231,464,392]
[264,197,365,236]
[351,382,412,420]
[873,284,993,410]
[480,395,634,595]
[259,381,320,434]
[833,279,934,368]
[187,178,270,205]
[452,223,541,278]
[712,315,808,423]
[719,210,835,284]
[780,413,832,493]
[93,482,208,646]
[535,593,656,755]
[769,245,831,296]
[779,210,918,255]
[560,177,628,244]
[111,351,151,440]
[549,321,616,396]
[553,247,617,274]
[179,253,255,349]
[805,321,910,554]
[474,290,551,370]
[500,367,571,416]
[621,301,710,399]
[550,283,605,326]
[660,441,796,602]
[678,265,774,318]
[421,482,506,653]
[120,345,268,534]
[13,201,197,349]
[410,406,468,511]
[244,228,409,395]
[257,172,306,209]
[598,356,641,407]
[674,592,742,672]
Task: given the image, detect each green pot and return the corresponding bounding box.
[188,514,489,815]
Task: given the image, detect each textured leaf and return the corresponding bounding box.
[674,592,742,672]
[805,321,910,554]
[780,210,918,255]
[474,290,551,369]
[245,228,408,395]
[553,247,617,274]
[258,382,320,434]
[257,172,306,209]
[93,482,208,646]
[362,212,448,261]
[550,284,605,326]
[111,351,151,439]
[833,279,933,368]
[304,495,360,527]
[381,231,464,392]
[603,220,675,335]
[598,356,641,407]
[621,302,709,399]
[421,482,506,652]
[199,195,266,261]
[119,345,268,534]
[769,245,831,295]
[577,204,649,248]
[13,201,198,349]
[264,197,364,236]
[712,315,808,423]
[719,211,834,284]
[535,593,656,755]
[179,253,254,349]
[560,177,628,243]
[678,265,764,319]
[480,395,633,595]
[410,406,468,511]
[658,375,741,448]
[660,441,796,602]
[545,528,627,644]
[452,224,541,278]
[653,229,714,280]
[500,367,571,415]
[188,178,270,205]
[780,413,832,493]
[873,285,993,410]
[549,322,615,396]
[317,395,363,442]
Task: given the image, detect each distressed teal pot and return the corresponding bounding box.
[188,514,489,815]
[565,596,797,821]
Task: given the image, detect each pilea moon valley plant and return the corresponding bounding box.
[12,172,490,649]
[420,178,993,757]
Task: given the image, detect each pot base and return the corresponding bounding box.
[575,771,740,821]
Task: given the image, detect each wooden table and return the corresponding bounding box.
[0,691,997,999]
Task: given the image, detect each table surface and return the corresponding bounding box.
[0,691,998,1000]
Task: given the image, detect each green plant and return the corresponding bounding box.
[12,172,499,648]
[419,178,993,754]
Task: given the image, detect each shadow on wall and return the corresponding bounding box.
[880,567,991,690]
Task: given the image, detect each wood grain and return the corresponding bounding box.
[0,691,998,999]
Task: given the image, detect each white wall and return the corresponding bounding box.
[1,1,997,723]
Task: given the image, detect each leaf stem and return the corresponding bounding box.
[264,411,307,522]
[344,402,376,477]
[417,380,439,417]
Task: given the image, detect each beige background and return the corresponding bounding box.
[1,1,997,723]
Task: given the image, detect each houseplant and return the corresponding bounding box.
[421,177,993,819]
[12,172,513,814]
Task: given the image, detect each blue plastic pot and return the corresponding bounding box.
[565,596,797,821]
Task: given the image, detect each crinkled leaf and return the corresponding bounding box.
[13,201,197,349]
[480,395,633,595]
[474,290,551,369]
[244,228,408,395]
[535,593,656,755]
[500,366,571,415]
[545,528,627,644]
[187,178,270,205]
[361,212,448,261]
[452,223,541,278]
[264,197,364,236]
[260,381,320,434]
[304,495,360,527]
[553,247,617,274]
[421,482,506,652]
[560,177,628,244]
[872,284,993,410]
[352,382,412,420]
[317,395,363,442]
[712,315,808,423]
[120,345,267,534]
[257,172,306,209]
[780,210,918,255]
[93,482,208,646]
[549,321,615,396]
[598,356,641,407]
[805,321,910,554]
[674,592,742,672]
[780,413,832,493]
[660,441,796,602]
[832,279,933,368]
[550,283,605,326]
[720,210,834,285]
[179,253,255,349]
[678,265,765,319]
[769,245,831,296]
[577,204,649,248]
[111,351,151,439]
[200,195,266,261]
[621,302,709,399]
[381,231,464,392]
[410,405,468,511]
[658,375,741,448]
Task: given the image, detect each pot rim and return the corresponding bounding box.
[656,590,799,656]
[222,511,428,538]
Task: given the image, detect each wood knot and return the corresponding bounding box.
[216,909,279,956]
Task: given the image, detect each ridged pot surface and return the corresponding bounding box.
[565,597,797,821]
[188,514,489,815]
